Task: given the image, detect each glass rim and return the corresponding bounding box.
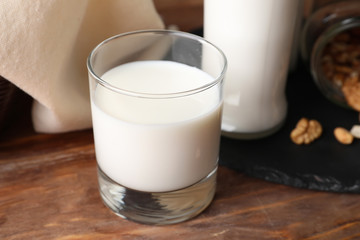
[87,29,227,99]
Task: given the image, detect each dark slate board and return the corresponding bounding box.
[189,28,360,193]
[218,60,360,193]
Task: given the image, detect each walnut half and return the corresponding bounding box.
[290,118,323,145]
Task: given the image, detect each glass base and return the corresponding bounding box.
[221,119,286,140]
[97,166,217,225]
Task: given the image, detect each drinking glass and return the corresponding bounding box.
[87,30,227,225]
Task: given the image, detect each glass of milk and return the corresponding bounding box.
[87,30,227,225]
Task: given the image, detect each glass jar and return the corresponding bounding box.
[301,0,360,110]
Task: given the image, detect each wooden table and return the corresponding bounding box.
[2,1,360,239]
[2,127,360,239]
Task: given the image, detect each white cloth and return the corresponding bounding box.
[0,0,164,133]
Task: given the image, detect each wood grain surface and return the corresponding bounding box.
[153,0,203,32]
[1,130,360,239]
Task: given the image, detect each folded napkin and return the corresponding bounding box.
[0,0,164,133]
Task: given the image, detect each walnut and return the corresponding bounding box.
[342,74,360,111]
[334,127,354,145]
[335,65,353,74]
[290,118,322,145]
[320,27,360,111]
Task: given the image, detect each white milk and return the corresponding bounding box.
[204,0,300,138]
[91,61,222,192]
